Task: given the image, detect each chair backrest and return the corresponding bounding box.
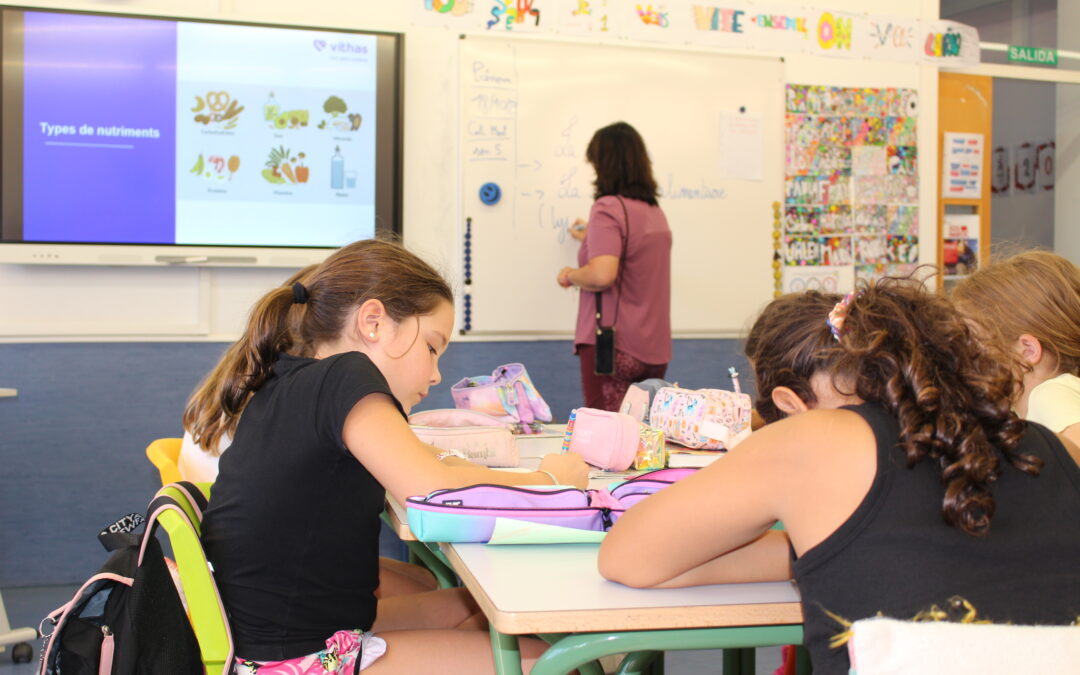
[146,438,183,486]
[849,616,1080,675]
[153,482,233,675]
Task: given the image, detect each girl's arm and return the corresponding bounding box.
[343,393,589,504]
[599,408,876,588]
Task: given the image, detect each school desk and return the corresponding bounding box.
[442,541,805,675]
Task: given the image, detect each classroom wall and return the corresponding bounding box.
[945,0,1058,253]
[0,0,944,586]
[1055,1,1080,264]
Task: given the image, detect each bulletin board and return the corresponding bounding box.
[781,84,921,295]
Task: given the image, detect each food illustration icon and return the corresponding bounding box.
[330,146,344,189]
[263,92,280,121]
[261,92,309,130]
[262,146,309,185]
[317,96,362,132]
[273,110,309,129]
[190,153,241,181]
[192,91,243,129]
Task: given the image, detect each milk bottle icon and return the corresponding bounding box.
[331,146,345,190]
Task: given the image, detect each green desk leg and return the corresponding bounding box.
[795,645,812,674]
[536,634,604,675]
[491,625,525,675]
[722,648,742,675]
[404,540,458,589]
[612,650,661,675]
[528,625,803,675]
[740,647,756,673]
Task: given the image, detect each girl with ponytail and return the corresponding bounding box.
[194,239,588,674]
[599,277,1080,675]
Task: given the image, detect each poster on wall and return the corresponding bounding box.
[991,145,1010,194]
[1036,140,1055,190]
[942,132,983,199]
[1014,141,1036,193]
[783,85,919,292]
[942,213,979,277]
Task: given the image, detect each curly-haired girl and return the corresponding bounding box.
[599,278,1080,674]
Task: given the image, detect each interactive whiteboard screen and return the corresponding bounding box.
[0,9,401,266]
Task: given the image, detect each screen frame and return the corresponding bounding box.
[0,5,403,268]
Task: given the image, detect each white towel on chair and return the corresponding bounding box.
[849,617,1080,675]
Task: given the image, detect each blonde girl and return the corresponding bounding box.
[952,250,1080,445]
[193,240,588,674]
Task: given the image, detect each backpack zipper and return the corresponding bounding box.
[98,626,114,675]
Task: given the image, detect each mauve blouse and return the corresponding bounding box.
[574,195,672,365]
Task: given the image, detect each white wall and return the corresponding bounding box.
[0,0,943,340]
[1055,0,1080,264]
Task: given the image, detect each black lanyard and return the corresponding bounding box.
[595,196,630,330]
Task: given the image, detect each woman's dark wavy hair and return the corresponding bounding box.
[744,277,1039,537]
[586,121,659,206]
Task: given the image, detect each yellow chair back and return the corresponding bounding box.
[146,438,183,485]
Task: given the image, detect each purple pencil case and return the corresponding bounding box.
[404,467,697,543]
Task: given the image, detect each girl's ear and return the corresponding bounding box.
[771,386,811,417]
[355,298,388,342]
[1016,333,1044,366]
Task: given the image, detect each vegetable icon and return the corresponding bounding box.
[189,154,205,175]
[263,146,307,185]
[323,96,347,117]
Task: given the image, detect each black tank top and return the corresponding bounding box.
[793,403,1080,674]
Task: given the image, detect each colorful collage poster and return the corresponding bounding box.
[782,85,919,292]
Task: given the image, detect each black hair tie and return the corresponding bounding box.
[291,281,309,305]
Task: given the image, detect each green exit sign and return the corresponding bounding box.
[1008,45,1058,66]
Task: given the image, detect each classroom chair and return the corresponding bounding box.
[847,616,1080,674]
[146,437,183,485]
[153,482,234,675]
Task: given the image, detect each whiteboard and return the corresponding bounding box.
[458,37,784,336]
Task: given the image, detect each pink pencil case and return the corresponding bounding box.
[562,407,641,471]
[409,408,519,468]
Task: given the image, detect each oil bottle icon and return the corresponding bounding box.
[331,146,345,190]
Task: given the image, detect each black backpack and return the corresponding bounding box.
[38,484,207,674]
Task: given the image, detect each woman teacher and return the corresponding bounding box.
[557,122,672,411]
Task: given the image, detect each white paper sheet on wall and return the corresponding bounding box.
[718,112,764,181]
[942,132,984,199]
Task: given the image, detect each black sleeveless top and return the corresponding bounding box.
[793,403,1080,674]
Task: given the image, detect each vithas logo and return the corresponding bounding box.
[312,39,327,51]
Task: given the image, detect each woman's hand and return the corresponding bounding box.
[569,218,587,241]
[557,267,576,288]
[538,452,590,489]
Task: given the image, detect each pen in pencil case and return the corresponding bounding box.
[728,366,742,394]
[562,409,578,453]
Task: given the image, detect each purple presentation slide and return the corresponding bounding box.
[22,12,177,244]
